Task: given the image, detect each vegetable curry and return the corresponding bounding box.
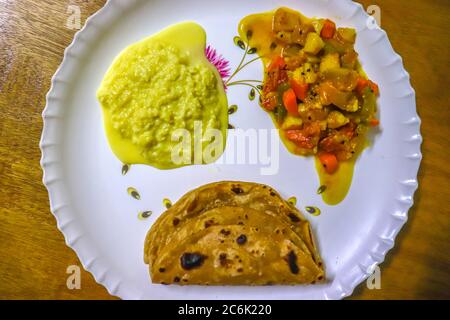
[239,8,379,205]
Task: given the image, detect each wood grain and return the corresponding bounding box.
[0,0,449,300]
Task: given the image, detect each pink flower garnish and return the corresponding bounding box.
[205,45,231,89]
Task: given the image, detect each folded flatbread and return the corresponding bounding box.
[144,181,324,285]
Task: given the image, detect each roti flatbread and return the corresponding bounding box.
[145,181,322,267]
[144,181,324,285]
[152,224,323,285]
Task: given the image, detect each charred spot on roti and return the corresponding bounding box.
[231,186,244,194]
[159,268,166,273]
[174,277,180,283]
[145,181,325,285]
[288,213,301,223]
[204,219,214,228]
[173,218,180,226]
[286,250,300,275]
[180,253,206,270]
[219,253,232,267]
[236,234,247,245]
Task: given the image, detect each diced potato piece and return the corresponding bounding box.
[292,67,305,83]
[293,62,318,84]
[337,28,356,44]
[342,96,359,112]
[320,53,341,72]
[273,8,301,32]
[303,62,318,84]
[281,115,303,130]
[327,110,350,129]
[298,103,307,114]
[304,94,323,110]
[303,32,325,55]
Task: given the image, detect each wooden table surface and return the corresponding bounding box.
[0,0,449,300]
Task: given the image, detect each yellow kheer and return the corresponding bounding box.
[97,22,228,169]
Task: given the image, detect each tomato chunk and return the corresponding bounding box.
[267,55,286,72]
[290,79,309,101]
[319,153,339,174]
[282,88,299,116]
[285,122,321,149]
[261,92,278,111]
[356,78,379,96]
[321,19,336,39]
[356,78,369,96]
[369,81,379,96]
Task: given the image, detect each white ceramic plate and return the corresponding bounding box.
[40,0,421,300]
